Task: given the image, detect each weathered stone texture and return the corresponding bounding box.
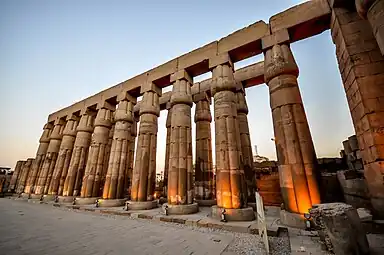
[103,97,135,200]
[62,111,94,197]
[331,5,384,217]
[16,158,34,194]
[48,116,79,195]
[80,106,113,198]
[211,57,247,209]
[164,102,172,196]
[194,92,214,201]
[8,160,25,192]
[35,120,65,195]
[131,84,160,202]
[263,41,321,214]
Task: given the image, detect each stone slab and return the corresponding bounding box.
[127,200,158,210]
[162,203,199,215]
[212,206,256,221]
[280,210,306,229]
[75,197,100,205]
[98,198,127,207]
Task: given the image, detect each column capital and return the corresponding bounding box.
[140,82,162,96]
[43,123,53,130]
[193,91,211,104]
[114,100,134,123]
[66,114,80,122]
[209,53,234,71]
[170,70,193,84]
[63,117,79,137]
[80,108,96,116]
[97,101,115,111]
[94,107,113,128]
[77,112,94,133]
[261,29,290,51]
[117,91,137,104]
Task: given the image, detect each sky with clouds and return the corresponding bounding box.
[0,0,355,171]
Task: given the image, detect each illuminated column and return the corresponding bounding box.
[48,115,79,195]
[163,101,172,197]
[129,82,160,210]
[125,114,138,197]
[16,158,34,194]
[262,29,321,214]
[165,70,198,214]
[79,102,114,204]
[194,91,215,206]
[34,119,65,196]
[62,109,94,198]
[24,123,53,195]
[209,54,254,221]
[8,161,25,192]
[100,92,136,206]
[356,0,384,55]
[100,123,115,196]
[235,86,256,202]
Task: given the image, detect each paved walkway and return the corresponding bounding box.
[0,199,234,255]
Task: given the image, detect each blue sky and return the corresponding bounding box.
[0,0,355,171]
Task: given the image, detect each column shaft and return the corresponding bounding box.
[16,158,34,194]
[194,93,214,201]
[263,42,320,214]
[80,105,113,198]
[62,111,94,197]
[164,103,172,196]
[34,120,65,195]
[103,97,135,199]
[8,161,25,192]
[131,85,160,202]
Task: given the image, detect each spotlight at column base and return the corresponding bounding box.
[195,199,216,207]
[280,209,306,229]
[75,197,100,205]
[162,203,199,215]
[211,206,255,221]
[127,200,158,210]
[98,198,127,207]
[57,196,76,204]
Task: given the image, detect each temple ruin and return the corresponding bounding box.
[9,0,384,228]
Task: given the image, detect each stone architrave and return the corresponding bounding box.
[164,101,172,197]
[24,123,53,194]
[48,115,79,195]
[167,70,194,205]
[194,91,215,205]
[62,110,95,197]
[102,92,136,202]
[34,119,65,195]
[262,32,321,214]
[236,86,257,202]
[355,0,384,55]
[16,158,34,194]
[80,102,114,199]
[8,161,26,192]
[211,55,248,210]
[130,82,160,206]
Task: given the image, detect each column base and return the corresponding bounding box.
[21,193,31,199]
[43,194,55,202]
[211,206,255,221]
[58,196,76,204]
[280,210,306,229]
[30,194,43,200]
[127,200,158,210]
[195,199,216,207]
[162,203,199,215]
[98,198,127,207]
[75,197,100,205]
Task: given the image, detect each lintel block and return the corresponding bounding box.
[261,29,290,51]
[96,101,115,111]
[170,70,193,84]
[209,53,233,70]
[140,82,162,96]
[117,91,137,104]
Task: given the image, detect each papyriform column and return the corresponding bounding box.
[194,91,215,206]
[100,92,136,207]
[48,115,79,196]
[8,160,25,192]
[100,123,114,197]
[262,29,321,216]
[78,102,114,204]
[62,109,95,200]
[34,119,65,197]
[165,70,198,214]
[129,82,160,210]
[125,113,138,198]
[16,158,34,194]
[356,0,384,55]
[163,101,172,197]
[210,54,254,221]
[235,85,257,203]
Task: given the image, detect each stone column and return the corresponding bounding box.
[16,158,34,194]
[100,123,114,197]
[34,119,65,196]
[262,29,321,215]
[8,160,25,192]
[209,54,254,221]
[355,0,384,55]
[129,82,160,210]
[165,70,198,215]
[78,102,114,204]
[194,91,215,206]
[330,2,384,218]
[124,113,138,198]
[236,86,256,203]
[24,123,53,195]
[62,109,95,199]
[48,115,79,196]
[100,92,136,207]
[163,102,172,197]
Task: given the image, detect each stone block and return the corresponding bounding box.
[211,206,255,221]
[140,82,162,96]
[147,59,178,83]
[208,53,233,70]
[170,69,193,84]
[261,29,290,50]
[162,203,199,215]
[96,101,115,111]
[117,91,137,103]
[357,208,373,222]
[177,42,217,72]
